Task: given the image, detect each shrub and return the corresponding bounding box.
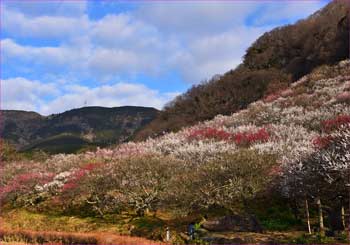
[0,172,54,203]
[321,115,350,132]
[233,128,269,147]
[263,93,280,103]
[312,135,334,149]
[0,229,160,245]
[0,141,23,163]
[171,150,277,211]
[62,163,101,193]
[336,91,350,103]
[188,127,231,141]
[280,88,294,98]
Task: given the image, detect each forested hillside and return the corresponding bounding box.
[135,0,350,140]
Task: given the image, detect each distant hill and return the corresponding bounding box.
[135,0,350,140]
[0,106,159,154]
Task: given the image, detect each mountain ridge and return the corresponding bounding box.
[0,106,159,153]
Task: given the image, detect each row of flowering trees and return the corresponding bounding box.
[1,60,350,234]
[281,124,350,234]
[187,127,269,146]
[0,151,276,218]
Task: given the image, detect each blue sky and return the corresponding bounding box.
[1,0,330,115]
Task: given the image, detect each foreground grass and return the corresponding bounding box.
[1,209,349,244]
[1,209,122,233]
[0,229,164,245]
[0,209,165,244]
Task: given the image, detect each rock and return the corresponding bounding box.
[231,237,245,244]
[202,237,245,244]
[179,232,190,241]
[339,59,350,68]
[202,214,263,232]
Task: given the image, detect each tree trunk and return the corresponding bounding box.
[341,205,346,230]
[316,196,325,236]
[95,206,104,218]
[305,198,312,234]
[291,198,300,220]
[136,208,145,217]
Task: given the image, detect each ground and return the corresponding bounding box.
[1,209,348,244]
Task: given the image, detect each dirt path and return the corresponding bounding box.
[198,230,304,244]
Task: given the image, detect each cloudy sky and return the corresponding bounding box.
[1,0,330,115]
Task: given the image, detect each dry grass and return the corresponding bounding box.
[0,229,165,245]
[0,209,122,233]
[0,210,166,244]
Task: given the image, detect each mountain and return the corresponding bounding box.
[135,0,350,140]
[0,106,159,154]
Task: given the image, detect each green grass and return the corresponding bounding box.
[290,233,348,244]
[250,196,303,231]
[130,216,165,240]
[1,209,120,233]
[3,208,347,244]
[21,134,92,154]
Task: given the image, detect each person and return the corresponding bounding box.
[188,222,195,240]
[165,226,170,241]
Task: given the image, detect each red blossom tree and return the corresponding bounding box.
[263,93,280,103]
[233,128,270,146]
[188,127,231,141]
[321,115,350,132]
[312,135,334,149]
[62,163,101,192]
[0,172,54,201]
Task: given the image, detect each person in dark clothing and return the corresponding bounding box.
[188,222,195,240]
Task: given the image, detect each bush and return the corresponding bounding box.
[188,127,231,141]
[321,114,350,132]
[0,141,23,162]
[0,229,98,244]
[233,128,269,147]
[292,233,343,244]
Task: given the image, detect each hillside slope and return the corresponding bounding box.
[95,59,350,168]
[0,106,159,153]
[1,60,349,244]
[135,0,350,140]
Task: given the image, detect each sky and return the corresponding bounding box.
[1,0,330,115]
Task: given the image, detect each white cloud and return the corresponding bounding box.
[2,6,90,39]
[91,14,160,49]
[1,77,177,115]
[40,82,177,115]
[2,39,87,71]
[3,1,327,84]
[168,26,270,81]
[136,2,259,37]
[1,1,329,113]
[88,47,162,80]
[1,77,59,112]
[3,1,87,17]
[2,37,163,82]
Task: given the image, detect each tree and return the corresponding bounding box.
[169,150,277,213]
[113,155,181,216]
[282,127,350,234]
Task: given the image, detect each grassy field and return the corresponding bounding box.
[1,209,349,244]
[0,210,165,244]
